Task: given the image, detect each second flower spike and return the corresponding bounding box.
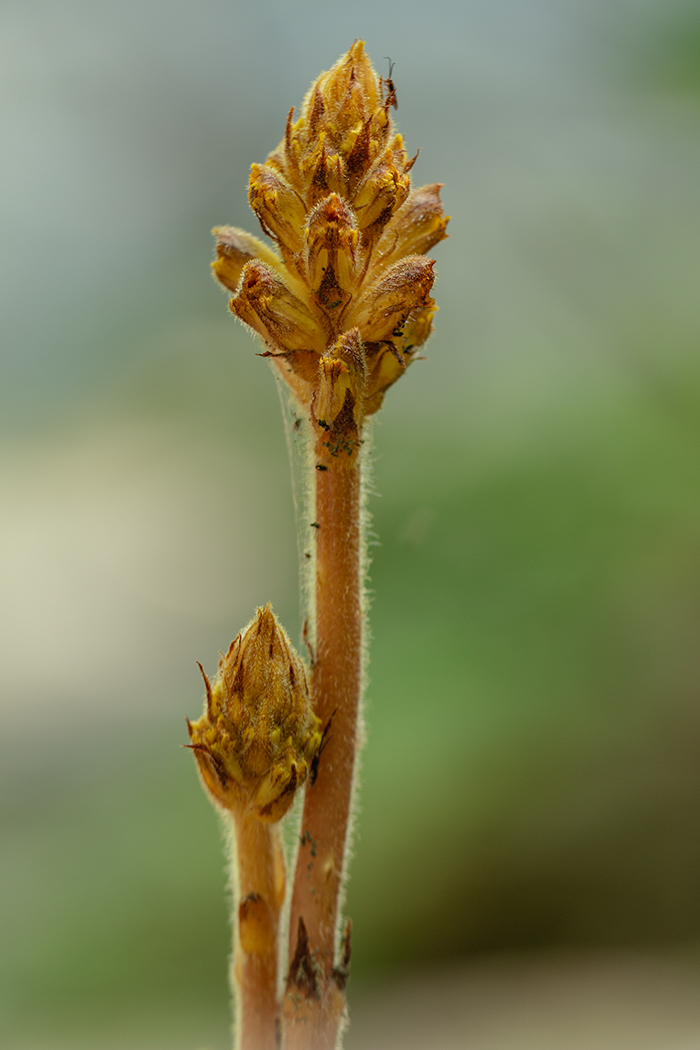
[187,605,322,823]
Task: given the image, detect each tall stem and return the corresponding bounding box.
[285,428,364,1049]
[207,38,446,1048]
[232,811,285,1050]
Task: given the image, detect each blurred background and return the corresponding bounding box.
[2,0,700,1047]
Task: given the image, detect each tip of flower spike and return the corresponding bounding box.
[303,41,380,140]
[212,43,447,417]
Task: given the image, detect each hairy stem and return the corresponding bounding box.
[284,432,364,1049]
[232,811,285,1050]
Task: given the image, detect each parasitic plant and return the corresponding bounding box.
[188,41,448,1050]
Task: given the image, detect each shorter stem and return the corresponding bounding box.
[231,811,285,1050]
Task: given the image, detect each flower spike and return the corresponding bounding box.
[212,40,448,419]
[187,604,322,823]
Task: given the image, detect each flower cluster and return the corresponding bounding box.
[212,40,448,432]
[187,605,322,823]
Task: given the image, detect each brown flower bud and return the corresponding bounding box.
[187,605,322,823]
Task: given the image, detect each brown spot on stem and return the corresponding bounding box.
[286,916,319,1001]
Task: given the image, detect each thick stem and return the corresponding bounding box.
[285,435,363,1049]
[232,811,285,1050]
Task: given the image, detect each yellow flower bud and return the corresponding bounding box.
[375,184,449,271]
[301,133,346,207]
[187,605,322,823]
[310,43,380,138]
[211,226,283,293]
[347,255,436,343]
[304,194,359,316]
[399,300,437,354]
[352,138,412,236]
[363,343,407,417]
[229,261,327,354]
[315,328,366,435]
[248,164,307,261]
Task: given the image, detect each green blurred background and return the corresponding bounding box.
[2,0,700,1046]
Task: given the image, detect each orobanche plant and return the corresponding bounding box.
[187,41,448,1050]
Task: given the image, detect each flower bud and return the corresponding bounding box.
[311,42,380,137]
[353,148,411,234]
[316,328,365,426]
[398,300,437,353]
[363,343,407,417]
[248,164,307,259]
[302,135,346,207]
[314,328,366,465]
[230,261,327,354]
[348,255,436,343]
[304,194,359,314]
[187,604,322,823]
[211,226,283,293]
[374,184,449,271]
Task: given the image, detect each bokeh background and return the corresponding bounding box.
[2,0,700,1047]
